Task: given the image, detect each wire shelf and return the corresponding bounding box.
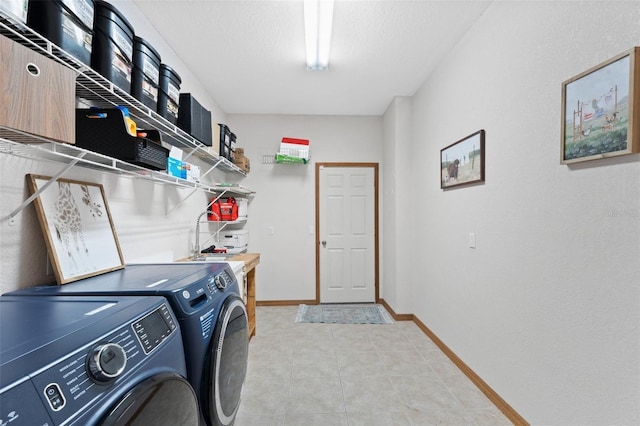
[0,14,245,175]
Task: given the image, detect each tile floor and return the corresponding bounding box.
[235,305,513,426]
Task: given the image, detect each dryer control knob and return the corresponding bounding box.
[215,274,228,290]
[87,343,127,383]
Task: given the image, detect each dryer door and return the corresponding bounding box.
[204,296,249,426]
[100,372,199,426]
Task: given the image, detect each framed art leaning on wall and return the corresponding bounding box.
[27,174,125,284]
[561,46,640,164]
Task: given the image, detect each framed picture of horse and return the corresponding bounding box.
[561,47,640,164]
[26,174,125,284]
[441,129,485,189]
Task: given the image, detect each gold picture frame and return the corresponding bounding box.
[27,174,125,284]
[561,47,640,164]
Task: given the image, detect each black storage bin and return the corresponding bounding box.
[91,0,134,93]
[76,108,169,170]
[178,93,212,146]
[230,132,237,155]
[157,64,181,124]
[218,123,232,160]
[131,36,160,110]
[27,0,95,66]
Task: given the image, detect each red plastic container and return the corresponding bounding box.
[208,197,238,221]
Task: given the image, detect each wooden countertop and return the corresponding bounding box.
[229,253,260,271]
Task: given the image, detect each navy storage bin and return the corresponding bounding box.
[91,0,134,92]
[132,36,161,110]
[27,0,95,66]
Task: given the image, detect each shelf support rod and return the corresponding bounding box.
[200,159,223,180]
[8,152,87,223]
[182,145,199,163]
[166,187,200,216]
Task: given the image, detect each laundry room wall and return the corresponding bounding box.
[225,114,383,302]
[0,1,231,293]
[382,96,414,315]
[406,1,640,424]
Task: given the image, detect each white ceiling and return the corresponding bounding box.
[131,0,493,116]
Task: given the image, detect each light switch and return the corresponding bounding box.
[267,226,274,235]
[469,232,476,249]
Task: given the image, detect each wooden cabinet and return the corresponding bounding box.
[0,34,76,144]
[229,253,260,339]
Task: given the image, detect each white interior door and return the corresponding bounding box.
[319,166,375,303]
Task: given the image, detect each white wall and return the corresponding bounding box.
[382,97,414,314]
[225,114,383,301]
[408,1,640,423]
[0,157,228,293]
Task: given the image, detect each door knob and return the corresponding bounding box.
[321,240,326,247]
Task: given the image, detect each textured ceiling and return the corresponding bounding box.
[131,0,492,116]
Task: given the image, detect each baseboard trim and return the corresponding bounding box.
[379,298,527,425]
[412,316,528,425]
[378,298,413,321]
[256,299,316,307]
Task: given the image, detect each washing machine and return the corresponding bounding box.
[0,294,199,425]
[7,263,249,426]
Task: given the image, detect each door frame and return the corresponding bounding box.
[315,162,379,304]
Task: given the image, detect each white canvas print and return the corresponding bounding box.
[28,175,124,284]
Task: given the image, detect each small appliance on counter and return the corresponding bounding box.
[215,229,249,254]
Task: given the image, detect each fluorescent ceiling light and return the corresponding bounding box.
[304,0,334,70]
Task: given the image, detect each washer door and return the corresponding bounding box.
[100,372,199,426]
[204,296,249,426]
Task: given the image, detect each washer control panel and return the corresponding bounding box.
[132,303,177,354]
[28,303,177,425]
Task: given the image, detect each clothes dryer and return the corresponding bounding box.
[8,263,249,426]
[0,295,199,425]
